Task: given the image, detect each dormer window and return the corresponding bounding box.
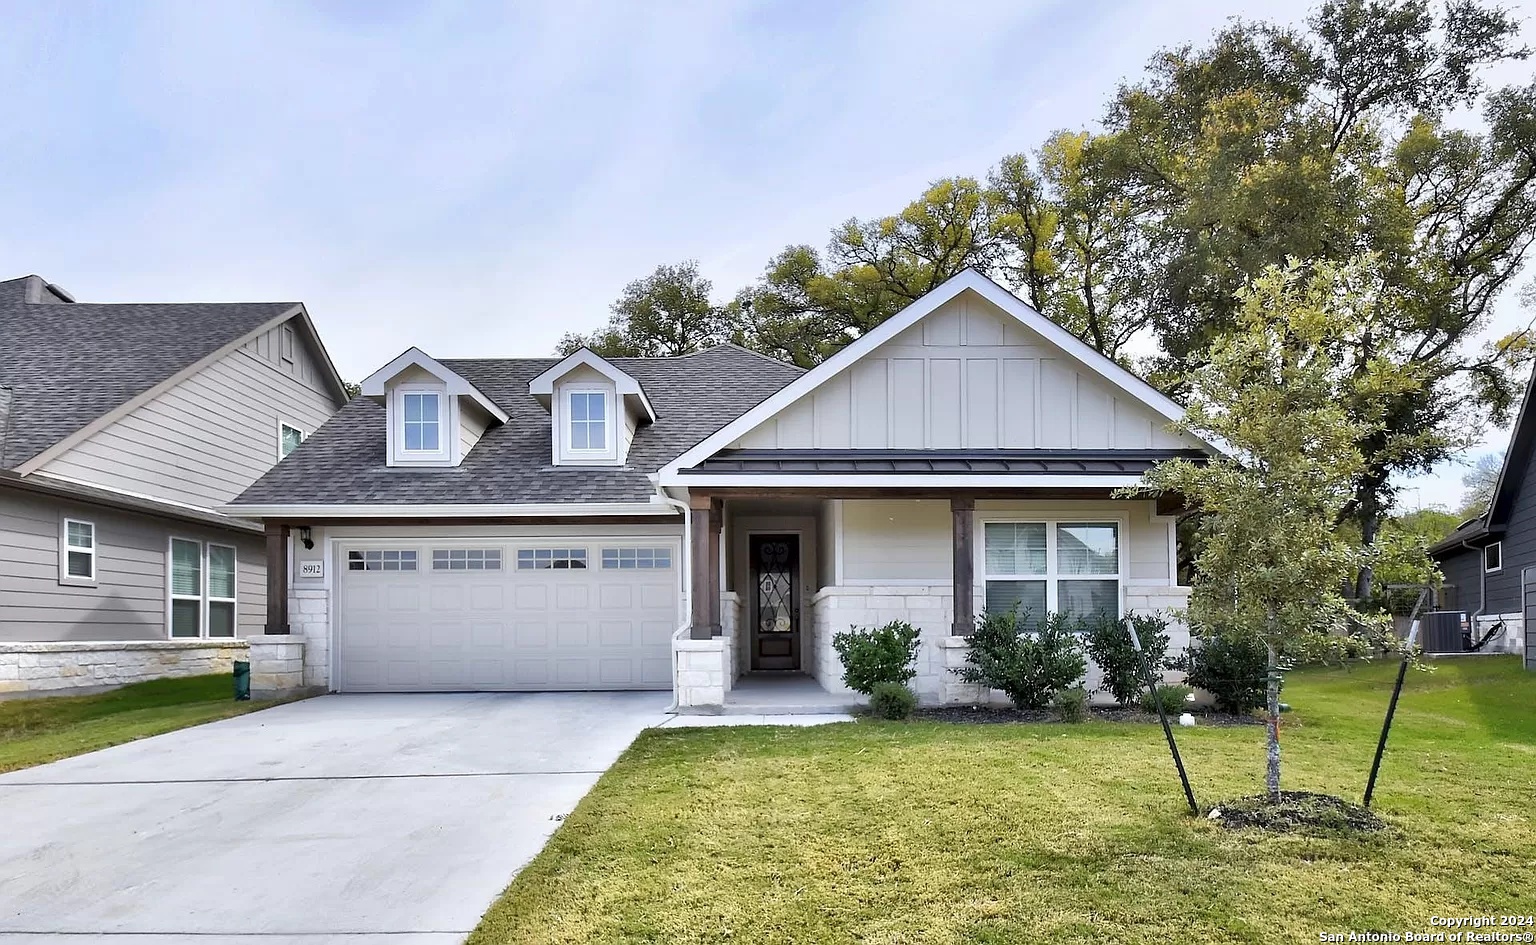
[568,390,610,452]
[391,385,450,464]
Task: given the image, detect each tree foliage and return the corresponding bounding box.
[1135,259,1406,797]
[558,261,729,358]
[1459,450,1505,517]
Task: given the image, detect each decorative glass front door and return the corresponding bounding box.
[750,534,799,671]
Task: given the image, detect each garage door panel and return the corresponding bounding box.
[337,542,677,692]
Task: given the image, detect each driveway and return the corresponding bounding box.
[0,691,670,944]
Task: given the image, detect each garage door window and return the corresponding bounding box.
[348,550,419,571]
[601,547,672,569]
[517,548,587,570]
[432,549,502,571]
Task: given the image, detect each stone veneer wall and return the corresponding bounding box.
[0,640,248,698]
[810,584,1193,706]
[289,588,330,689]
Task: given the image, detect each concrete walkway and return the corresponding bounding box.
[0,691,669,944]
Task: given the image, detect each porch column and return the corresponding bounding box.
[951,497,975,636]
[264,522,291,635]
[688,494,720,639]
[707,498,724,637]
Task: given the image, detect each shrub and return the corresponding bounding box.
[1182,628,1271,714]
[1084,613,1173,706]
[953,610,1087,709]
[1138,683,1193,716]
[833,621,921,695]
[1053,686,1089,723]
[868,681,918,720]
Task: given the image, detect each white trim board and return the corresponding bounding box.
[359,346,509,423]
[660,268,1217,477]
[662,474,1149,489]
[225,501,681,518]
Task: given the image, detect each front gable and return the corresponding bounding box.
[727,289,1189,452]
[661,270,1208,486]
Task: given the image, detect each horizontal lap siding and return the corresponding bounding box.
[0,490,265,642]
[38,338,337,509]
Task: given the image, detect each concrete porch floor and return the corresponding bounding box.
[719,673,864,716]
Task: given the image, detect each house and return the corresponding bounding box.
[1429,366,1536,668]
[0,274,350,694]
[228,269,1214,708]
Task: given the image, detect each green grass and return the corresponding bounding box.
[471,656,1536,945]
[0,674,270,773]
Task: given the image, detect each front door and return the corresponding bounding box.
[750,534,799,671]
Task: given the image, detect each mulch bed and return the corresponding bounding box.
[1205,791,1388,833]
[912,705,1264,727]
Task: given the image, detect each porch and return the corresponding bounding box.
[670,488,1191,712]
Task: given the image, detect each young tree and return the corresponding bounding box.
[1137,259,1407,798]
[558,261,727,358]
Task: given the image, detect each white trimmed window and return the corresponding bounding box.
[601,547,672,569]
[60,518,96,584]
[402,391,442,452]
[169,539,237,639]
[432,549,502,571]
[982,520,1121,627]
[348,550,419,572]
[1484,541,1502,573]
[389,384,451,465]
[279,422,305,459]
[567,390,609,453]
[517,548,588,570]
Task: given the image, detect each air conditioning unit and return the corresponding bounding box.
[1420,611,1466,654]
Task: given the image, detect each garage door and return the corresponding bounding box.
[335,541,679,692]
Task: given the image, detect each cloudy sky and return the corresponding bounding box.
[2,0,1533,509]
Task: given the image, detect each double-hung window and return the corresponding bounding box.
[279,422,305,459]
[60,518,96,584]
[169,539,237,638]
[567,390,608,452]
[982,520,1121,626]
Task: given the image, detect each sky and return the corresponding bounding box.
[2,0,1533,511]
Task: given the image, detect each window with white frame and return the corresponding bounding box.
[517,548,588,570]
[168,539,237,638]
[348,550,419,571]
[279,422,305,458]
[601,547,672,569]
[982,520,1121,627]
[60,518,96,583]
[567,390,609,452]
[401,391,442,453]
[1485,541,1502,573]
[432,548,502,571]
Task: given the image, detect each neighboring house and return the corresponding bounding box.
[0,274,349,693]
[1430,366,1536,668]
[229,269,1215,708]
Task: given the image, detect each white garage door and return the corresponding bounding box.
[335,541,679,692]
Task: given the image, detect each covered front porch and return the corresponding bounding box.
[670,487,1190,713]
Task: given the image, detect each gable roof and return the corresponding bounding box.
[528,348,658,423]
[1429,364,1536,558]
[661,268,1205,478]
[0,276,348,470]
[229,345,804,509]
[360,347,510,423]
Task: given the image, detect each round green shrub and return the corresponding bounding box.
[868,681,918,720]
[1053,685,1089,723]
[1138,683,1193,716]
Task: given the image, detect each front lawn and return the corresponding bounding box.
[471,657,1535,944]
[0,674,268,773]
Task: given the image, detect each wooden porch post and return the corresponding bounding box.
[688,494,718,639]
[951,497,975,636]
[707,498,724,637]
[264,522,291,635]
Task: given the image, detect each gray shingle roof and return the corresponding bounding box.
[0,276,299,468]
[231,345,805,506]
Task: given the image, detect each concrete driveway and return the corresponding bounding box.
[0,691,670,944]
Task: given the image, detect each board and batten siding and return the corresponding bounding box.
[836,498,1173,586]
[0,489,265,642]
[38,319,339,510]
[730,290,1189,451]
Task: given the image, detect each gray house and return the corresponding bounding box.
[229,269,1213,709]
[1430,365,1536,667]
[0,274,348,694]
